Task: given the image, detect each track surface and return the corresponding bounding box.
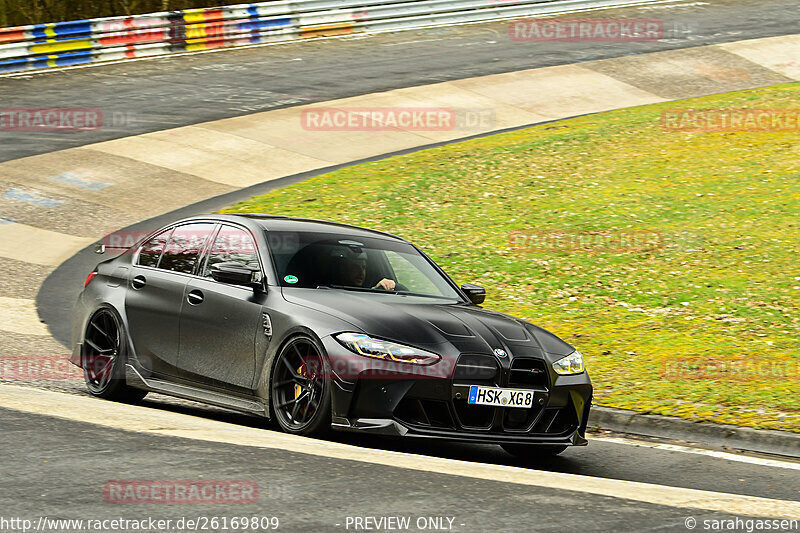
[1,0,798,162]
[0,408,735,532]
[0,398,800,531]
[1,403,798,532]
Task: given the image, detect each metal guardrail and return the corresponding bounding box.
[0,0,661,73]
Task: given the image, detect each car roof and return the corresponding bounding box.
[181,213,408,243]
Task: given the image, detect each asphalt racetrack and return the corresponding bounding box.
[0,0,798,531]
[0,0,797,162]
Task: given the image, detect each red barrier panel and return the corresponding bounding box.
[0,28,26,44]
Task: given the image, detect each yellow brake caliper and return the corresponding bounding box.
[294,364,308,417]
[294,364,305,399]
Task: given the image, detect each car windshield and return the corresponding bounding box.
[267,230,462,300]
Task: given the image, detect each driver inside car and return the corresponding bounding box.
[332,247,396,290]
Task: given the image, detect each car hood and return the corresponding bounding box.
[281,288,574,358]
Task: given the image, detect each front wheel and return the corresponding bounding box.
[270,336,331,436]
[501,443,568,459]
[83,308,147,403]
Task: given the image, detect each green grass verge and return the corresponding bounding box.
[223,83,800,432]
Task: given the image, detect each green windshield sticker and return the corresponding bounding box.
[284,275,298,284]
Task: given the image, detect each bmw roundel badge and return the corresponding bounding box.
[494,348,507,358]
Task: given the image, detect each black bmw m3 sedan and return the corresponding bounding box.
[70,214,592,457]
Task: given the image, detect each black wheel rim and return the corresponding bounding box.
[83,309,120,393]
[272,338,327,431]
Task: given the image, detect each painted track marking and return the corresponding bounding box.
[591,435,800,471]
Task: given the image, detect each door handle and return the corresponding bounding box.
[131,275,146,289]
[187,289,204,305]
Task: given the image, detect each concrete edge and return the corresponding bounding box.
[589,406,800,459]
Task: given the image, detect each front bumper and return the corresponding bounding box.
[322,337,592,446]
[331,417,589,446]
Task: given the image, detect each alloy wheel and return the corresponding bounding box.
[83,309,121,394]
[271,337,330,434]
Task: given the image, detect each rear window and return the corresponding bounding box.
[136,228,172,268]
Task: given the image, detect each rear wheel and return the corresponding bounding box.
[83,308,147,403]
[501,443,568,459]
[270,336,331,436]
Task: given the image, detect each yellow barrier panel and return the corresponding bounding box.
[30,38,92,54]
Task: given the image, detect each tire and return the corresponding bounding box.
[270,336,331,436]
[82,308,148,403]
[501,443,568,459]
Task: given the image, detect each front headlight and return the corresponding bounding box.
[553,350,585,375]
[334,333,441,366]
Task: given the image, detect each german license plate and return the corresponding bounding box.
[467,386,534,408]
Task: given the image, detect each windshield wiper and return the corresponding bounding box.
[394,290,460,300]
[317,284,398,294]
[315,284,458,300]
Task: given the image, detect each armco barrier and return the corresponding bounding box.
[0,0,662,73]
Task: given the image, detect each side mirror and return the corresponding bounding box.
[461,283,486,305]
[210,262,263,289]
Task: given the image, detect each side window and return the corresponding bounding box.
[159,223,217,275]
[136,228,172,268]
[202,225,260,278]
